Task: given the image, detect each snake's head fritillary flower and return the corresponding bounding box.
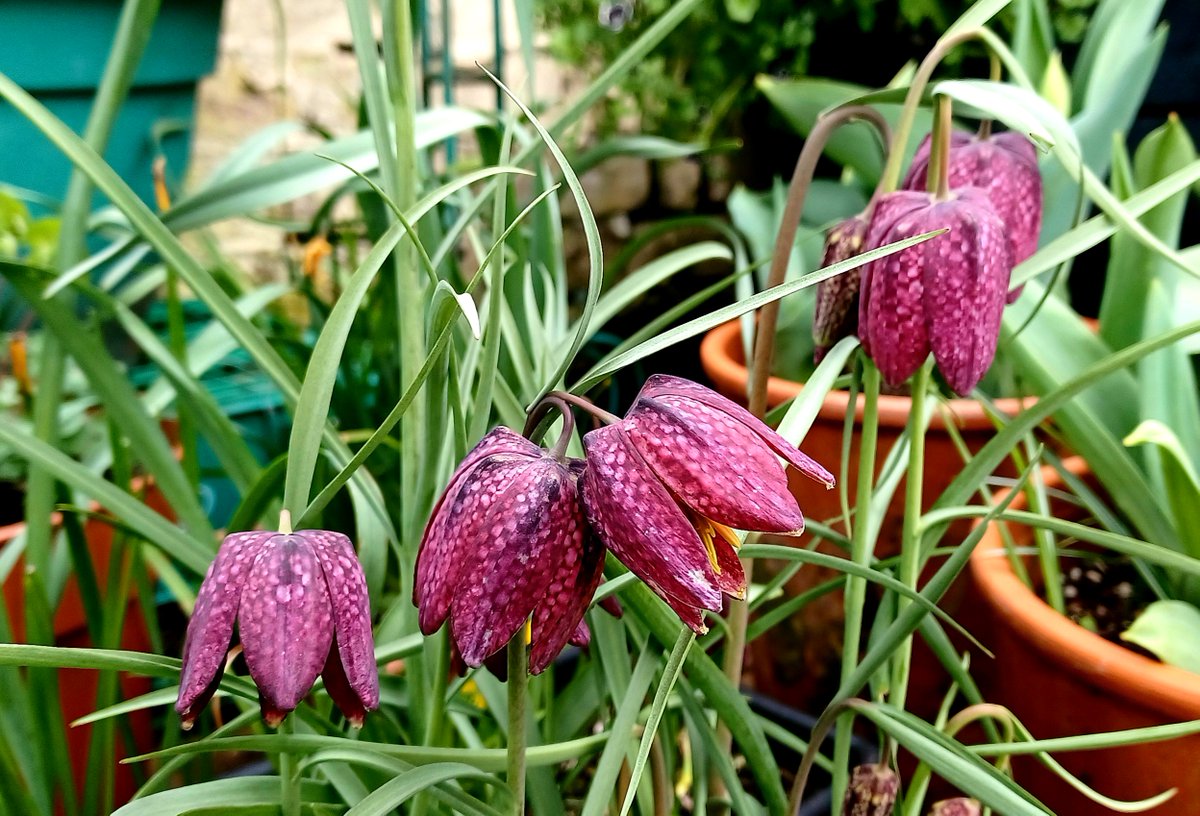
[813,213,871,362]
[581,375,833,632]
[176,527,379,729]
[843,764,899,816]
[416,427,604,674]
[858,188,1013,395]
[928,799,981,816]
[904,130,1041,299]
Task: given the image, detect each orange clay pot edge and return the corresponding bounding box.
[698,320,1034,429]
[969,456,1200,722]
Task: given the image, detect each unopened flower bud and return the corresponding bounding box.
[842,763,899,816]
[928,798,981,816]
[813,213,870,362]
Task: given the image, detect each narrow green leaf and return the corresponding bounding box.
[112,777,334,816]
[344,763,502,816]
[619,630,693,816]
[575,230,944,391]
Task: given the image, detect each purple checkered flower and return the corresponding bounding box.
[581,375,833,633]
[858,188,1013,395]
[904,130,1042,298]
[415,427,605,674]
[175,527,379,729]
[813,212,871,362]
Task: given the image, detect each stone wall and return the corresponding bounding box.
[189,0,577,278]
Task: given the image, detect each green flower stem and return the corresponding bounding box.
[876,27,989,196]
[978,51,1003,139]
[889,359,933,716]
[507,631,529,816]
[711,106,890,808]
[832,359,881,810]
[929,95,954,200]
[279,717,300,816]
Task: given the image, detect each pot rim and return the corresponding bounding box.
[969,455,1200,720]
[699,320,1034,429]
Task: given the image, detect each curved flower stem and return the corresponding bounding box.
[506,630,529,815]
[548,390,621,426]
[831,359,881,808]
[876,27,990,196]
[523,395,578,458]
[279,717,300,816]
[747,104,891,418]
[787,697,869,814]
[902,703,1015,816]
[889,359,933,716]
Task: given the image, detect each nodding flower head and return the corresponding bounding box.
[858,188,1013,395]
[176,527,379,729]
[904,130,1041,298]
[813,213,871,362]
[581,375,833,632]
[415,427,605,674]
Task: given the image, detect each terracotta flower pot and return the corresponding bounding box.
[699,320,1030,708]
[0,481,169,809]
[969,457,1200,815]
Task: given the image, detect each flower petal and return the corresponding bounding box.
[238,534,334,726]
[530,525,605,674]
[176,531,268,727]
[625,395,803,533]
[921,192,1012,395]
[306,529,379,712]
[581,423,721,630]
[450,458,585,667]
[321,639,367,728]
[861,192,938,387]
[635,374,834,489]
[415,427,541,634]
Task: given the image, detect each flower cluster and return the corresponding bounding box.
[812,124,1043,395]
[415,375,834,672]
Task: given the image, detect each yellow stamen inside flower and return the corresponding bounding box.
[694,517,741,574]
[523,618,532,646]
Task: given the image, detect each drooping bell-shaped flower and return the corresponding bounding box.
[813,213,871,362]
[904,130,1042,298]
[416,427,605,674]
[928,799,981,816]
[858,187,1013,395]
[581,375,833,633]
[176,526,379,729]
[842,764,899,816]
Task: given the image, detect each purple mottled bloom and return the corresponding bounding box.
[813,213,871,362]
[416,427,604,674]
[904,130,1042,300]
[176,529,379,729]
[581,375,833,633]
[843,764,899,816]
[859,188,1013,395]
[928,799,981,816]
